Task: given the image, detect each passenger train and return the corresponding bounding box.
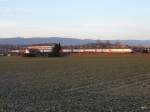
[61,48,133,53]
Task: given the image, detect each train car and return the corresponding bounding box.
[84,49,96,53]
[102,49,111,53]
[96,49,103,52]
[73,49,84,53]
[108,49,133,53]
[62,49,72,53]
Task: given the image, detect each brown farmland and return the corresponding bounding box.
[0,55,150,111]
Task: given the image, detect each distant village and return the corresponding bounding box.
[0,41,150,57]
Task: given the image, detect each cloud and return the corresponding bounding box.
[0,7,30,17]
[0,20,150,39]
[0,21,17,27]
[0,20,19,37]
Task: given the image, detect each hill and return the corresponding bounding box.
[0,37,150,46]
[0,37,96,45]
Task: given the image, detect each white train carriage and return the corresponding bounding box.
[61,48,133,53]
[109,49,133,53]
[73,49,84,53]
[96,49,103,52]
[62,49,73,53]
[84,49,96,53]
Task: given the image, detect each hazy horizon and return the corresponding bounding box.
[0,0,150,40]
[0,36,150,41]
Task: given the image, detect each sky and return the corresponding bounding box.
[0,0,150,39]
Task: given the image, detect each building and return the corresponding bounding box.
[20,44,55,57]
[8,50,20,56]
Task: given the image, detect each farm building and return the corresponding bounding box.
[20,44,56,57]
[8,50,20,56]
